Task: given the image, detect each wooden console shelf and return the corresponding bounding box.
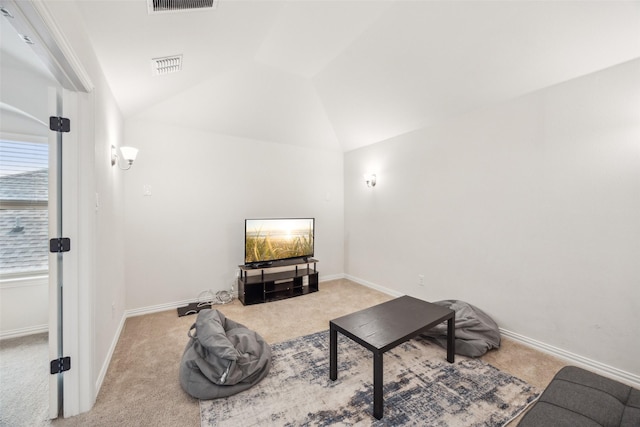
[237,259,319,305]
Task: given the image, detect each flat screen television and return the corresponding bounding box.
[244,218,314,266]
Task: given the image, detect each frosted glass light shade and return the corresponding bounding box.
[120,146,139,162]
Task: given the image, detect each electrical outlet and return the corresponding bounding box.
[111,302,116,319]
[418,274,424,286]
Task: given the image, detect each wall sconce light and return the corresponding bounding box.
[111,145,139,170]
[364,173,377,188]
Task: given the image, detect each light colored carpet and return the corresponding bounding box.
[0,332,50,427]
[49,279,566,426]
[200,330,540,426]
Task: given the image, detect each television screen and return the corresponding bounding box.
[245,218,314,265]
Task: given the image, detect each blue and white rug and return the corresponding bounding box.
[200,330,539,426]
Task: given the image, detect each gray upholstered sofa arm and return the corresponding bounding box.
[518,366,640,426]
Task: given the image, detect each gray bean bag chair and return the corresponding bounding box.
[179,309,271,399]
[421,299,501,357]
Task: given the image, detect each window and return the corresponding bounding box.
[0,140,49,278]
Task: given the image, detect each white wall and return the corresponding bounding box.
[0,276,48,338]
[345,59,640,378]
[90,77,127,393]
[123,120,344,311]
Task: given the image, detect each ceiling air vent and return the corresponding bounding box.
[151,55,183,76]
[147,0,217,14]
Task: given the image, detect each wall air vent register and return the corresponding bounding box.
[147,0,217,14]
[151,55,183,76]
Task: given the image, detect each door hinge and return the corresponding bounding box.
[50,357,71,374]
[49,237,71,253]
[49,116,70,133]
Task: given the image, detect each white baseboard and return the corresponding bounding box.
[94,313,126,395]
[125,298,195,318]
[500,328,640,389]
[319,273,345,282]
[344,274,404,298]
[0,324,48,340]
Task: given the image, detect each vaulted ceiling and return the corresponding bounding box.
[73,0,640,152]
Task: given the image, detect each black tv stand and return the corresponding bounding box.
[238,259,319,305]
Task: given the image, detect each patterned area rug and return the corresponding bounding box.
[200,330,539,426]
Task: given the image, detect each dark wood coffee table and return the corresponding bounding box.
[329,295,455,420]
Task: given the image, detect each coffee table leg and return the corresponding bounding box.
[373,351,383,419]
[330,324,337,381]
[447,315,455,363]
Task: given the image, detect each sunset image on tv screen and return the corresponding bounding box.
[245,218,314,263]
